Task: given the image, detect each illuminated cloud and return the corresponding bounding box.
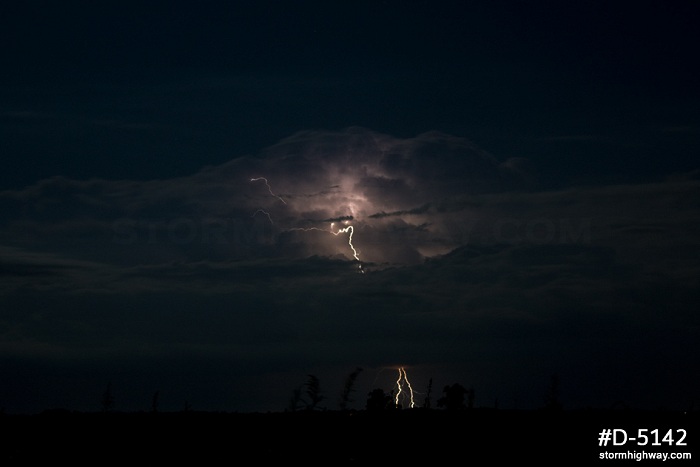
[223,127,535,265]
[1,128,699,413]
[1,127,533,268]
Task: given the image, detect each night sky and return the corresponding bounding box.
[1,1,699,414]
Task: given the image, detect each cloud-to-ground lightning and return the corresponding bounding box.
[330,222,363,272]
[394,367,416,409]
[250,177,287,204]
[288,222,364,273]
[248,176,364,273]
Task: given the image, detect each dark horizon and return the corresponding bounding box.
[3,403,696,464]
[1,2,700,448]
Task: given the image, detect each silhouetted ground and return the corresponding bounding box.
[1,408,697,465]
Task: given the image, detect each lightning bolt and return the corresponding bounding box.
[248,177,364,273]
[252,209,274,224]
[330,223,363,272]
[287,222,364,273]
[250,177,287,204]
[394,367,416,409]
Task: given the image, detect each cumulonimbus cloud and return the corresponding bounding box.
[0,127,536,268]
[1,127,700,413]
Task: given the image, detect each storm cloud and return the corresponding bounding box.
[1,128,699,414]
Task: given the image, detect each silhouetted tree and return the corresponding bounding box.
[101,382,115,412]
[304,374,324,410]
[287,385,303,412]
[423,378,433,409]
[366,388,394,411]
[338,367,363,410]
[437,383,472,410]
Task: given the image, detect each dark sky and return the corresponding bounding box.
[1,1,699,414]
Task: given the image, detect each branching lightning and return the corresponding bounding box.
[250,177,287,204]
[331,223,360,261]
[333,223,364,273]
[394,367,416,409]
[249,176,364,273]
[289,222,364,273]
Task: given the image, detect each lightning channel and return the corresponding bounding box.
[247,177,364,273]
[288,222,364,273]
[395,368,404,407]
[250,177,287,205]
[331,223,363,273]
[252,209,274,224]
[394,367,416,409]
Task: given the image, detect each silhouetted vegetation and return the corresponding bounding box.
[437,383,474,410]
[1,371,696,465]
[365,388,395,411]
[338,367,363,410]
[423,377,433,409]
[303,374,324,411]
[287,385,304,412]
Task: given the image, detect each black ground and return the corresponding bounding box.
[2,408,696,465]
